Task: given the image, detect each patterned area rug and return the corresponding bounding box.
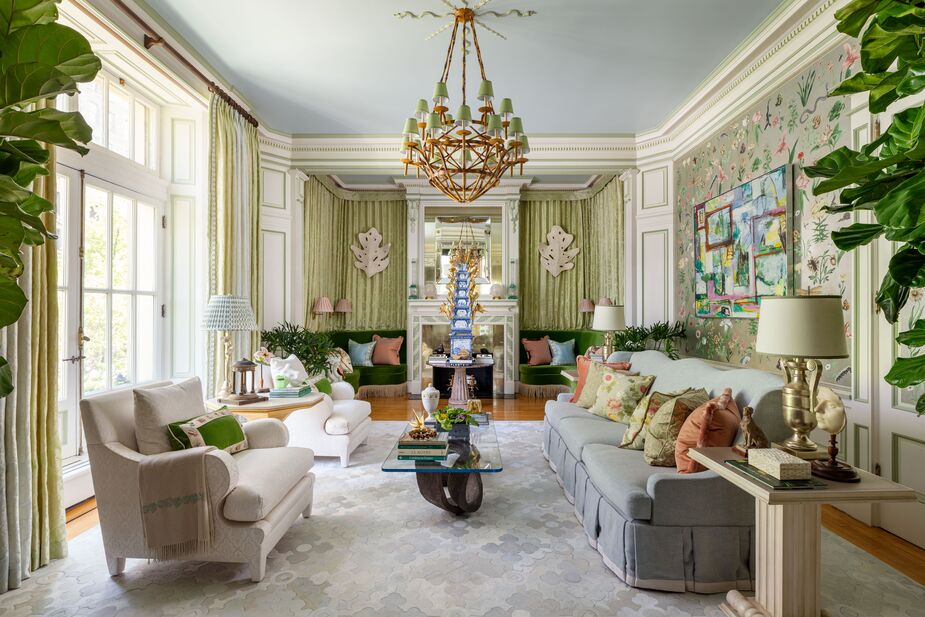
[1,422,922,616]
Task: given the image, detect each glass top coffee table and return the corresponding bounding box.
[381,415,502,514]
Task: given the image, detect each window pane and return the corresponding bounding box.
[111,194,133,290]
[136,295,155,382]
[55,174,68,286]
[78,77,104,146]
[133,101,147,165]
[82,292,108,394]
[84,186,109,288]
[111,294,132,387]
[108,86,131,158]
[136,203,156,292]
[57,289,67,402]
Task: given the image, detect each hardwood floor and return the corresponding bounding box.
[65,395,925,586]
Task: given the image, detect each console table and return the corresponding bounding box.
[689,447,916,617]
[427,357,494,405]
[206,393,324,421]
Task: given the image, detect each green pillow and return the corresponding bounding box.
[167,409,248,454]
[313,378,332,395]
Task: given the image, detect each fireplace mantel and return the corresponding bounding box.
[406,299,519,396]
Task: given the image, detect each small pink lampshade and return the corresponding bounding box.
[334,298,352,313]
[597,297,614,307]
[312,296,334,314]
[578,298,595,313]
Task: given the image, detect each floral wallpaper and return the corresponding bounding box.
[674,44,860,385]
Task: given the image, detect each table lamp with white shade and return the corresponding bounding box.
[755,295,848,455]
[203,295,258,398]
[592,305,625,359]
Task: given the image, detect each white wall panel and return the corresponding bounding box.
[170,196,196,377]
[640,229,669,325]
[261,229,287,329]
[641,166,668,209]
[170,118,195,184]
[262,167,286,209]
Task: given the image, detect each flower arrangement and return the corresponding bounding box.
[431,405,478,432]
[252,347,275,393]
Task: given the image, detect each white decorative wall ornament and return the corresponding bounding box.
[351,227,391,277]
[538,225,579,277]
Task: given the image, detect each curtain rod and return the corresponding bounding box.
[109,0,259,128]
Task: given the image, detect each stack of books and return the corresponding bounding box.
[397,433,448,461]
[269,384,314,398]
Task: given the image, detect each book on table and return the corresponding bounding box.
[397,454,448,461]
[725,459,828,490]
[269,385,314,398]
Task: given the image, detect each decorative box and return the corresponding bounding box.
[747,448,811,480]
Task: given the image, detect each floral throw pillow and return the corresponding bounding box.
[620,389,692,450]
[644,388,711,467]
[589,370,655,423]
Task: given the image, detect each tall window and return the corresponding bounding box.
[74,74,157,169]
[81,184,160,395]
[56,173,80,459]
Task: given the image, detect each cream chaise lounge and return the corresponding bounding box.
[284,380,372,467]
[80,380,315,582]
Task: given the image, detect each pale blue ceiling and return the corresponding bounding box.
[142,0,785,135]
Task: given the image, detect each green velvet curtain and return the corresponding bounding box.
[207,94,262,396]
[519,176,624,329]
[303,176,407,331]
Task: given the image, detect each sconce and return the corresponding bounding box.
[312,296,334,319]
[334,298,352,314]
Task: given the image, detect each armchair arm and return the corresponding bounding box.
[556,392,574,402]
[330,381,356,401]
[243,418,290,449]
[283,395,334,449]
[646,470,753,527]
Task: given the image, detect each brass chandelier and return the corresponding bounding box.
[401,7,529,203]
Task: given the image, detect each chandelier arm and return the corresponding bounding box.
[461,19,468,104]
[473,18,507,40]
[441,18,461,85]
[425,21,453,41]
[439,0,456,10]
[473,0,493,10]
[469,18,488,80]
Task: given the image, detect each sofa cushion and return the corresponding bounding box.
[325,400,372,435]
[549,339,576,366]
[133,378,205,455]
[544,400,606,430]
[676,388,741,473]
[522,336,552,365]
[582,444,658,521]
[223,447,314,522]
[645,388,711,466]
[570,356,633,404]
[589,371,655,422]
[558,416,627,460]
[348,339,376,367]
[357,364,407,386]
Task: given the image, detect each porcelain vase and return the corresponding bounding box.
[421,382,440,416]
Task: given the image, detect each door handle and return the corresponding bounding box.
[62,355,85,364]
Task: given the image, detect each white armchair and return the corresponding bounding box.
[284,381,372,467]
[80,382,315,582]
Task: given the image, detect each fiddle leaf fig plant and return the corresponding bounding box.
[804,0,925,414]
[0,1,101,396]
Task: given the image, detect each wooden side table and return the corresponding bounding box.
[689,447,916,617]
[206,393,324,422]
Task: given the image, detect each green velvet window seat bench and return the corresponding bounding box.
[328,330,408,398]
[518,330,603,398]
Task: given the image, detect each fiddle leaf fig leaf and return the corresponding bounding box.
[831,223,884,250]
[875,272,909,325]
[896,319,925,349]
[888,245,925,288]
[0,23,101,82]
[885,354,925,389]
[0,356,12,399]
[0,275,27,330]
[0,108,92,153]
[834,0,883,37]
[0,0,58,35]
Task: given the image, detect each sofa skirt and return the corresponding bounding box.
[544,418,756,594]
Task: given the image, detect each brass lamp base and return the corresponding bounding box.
[779,357,823,452]
[602,331,614,359]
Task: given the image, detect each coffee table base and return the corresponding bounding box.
[415,472,483,514]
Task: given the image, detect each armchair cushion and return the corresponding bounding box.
[223,447,314,522]
[330,381,356,401]
[325,401,372,435]
[167,409,248,453]
[133,378,206,455]
[242,419,289,449]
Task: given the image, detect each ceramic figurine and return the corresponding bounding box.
[739,406,770,451]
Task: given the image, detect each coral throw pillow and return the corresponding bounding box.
[589,370,655,423]
[522,336,552,366]
[643,388,710,466]
[675,388,741,474]
[570,355,632,404]
[371,334,403,365]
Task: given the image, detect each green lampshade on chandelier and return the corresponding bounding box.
[400,7,528,203]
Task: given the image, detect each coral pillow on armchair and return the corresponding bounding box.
[570,355,632,404]
[675,387,741,473]
[372,334,403,365]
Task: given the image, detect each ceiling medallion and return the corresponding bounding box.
[399,2,532,203]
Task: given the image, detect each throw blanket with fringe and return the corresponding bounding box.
[139,446,214,560]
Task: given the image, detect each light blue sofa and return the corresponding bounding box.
[543,350,787,593]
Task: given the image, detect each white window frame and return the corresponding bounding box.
[64,69,160,172]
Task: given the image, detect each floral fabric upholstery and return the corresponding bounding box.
[589,371,655,423]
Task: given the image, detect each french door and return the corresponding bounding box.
[56,167,166,462]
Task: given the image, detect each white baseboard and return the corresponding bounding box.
[62,462,94,509]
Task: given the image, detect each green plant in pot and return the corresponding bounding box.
[0,3,101,396]
[432,405,478,440]
[804,1,925,414]
[261,322,335,377]
[612,320,686,360]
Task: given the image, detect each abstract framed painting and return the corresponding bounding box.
[693,164,791,318]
